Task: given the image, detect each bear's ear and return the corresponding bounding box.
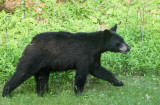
[104,29,110,34]
[104,29,112,39]
[110,24,117,32]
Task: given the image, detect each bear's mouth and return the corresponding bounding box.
[119,50,127,54]
[119,43,130,54]
[119,47,128,53]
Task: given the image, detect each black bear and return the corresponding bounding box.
[2,24,130,97]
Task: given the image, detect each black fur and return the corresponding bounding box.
[2,24,131,97]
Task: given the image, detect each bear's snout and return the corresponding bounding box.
[119,43,131,53]
[127,45,131,52]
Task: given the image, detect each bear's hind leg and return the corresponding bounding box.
[35,70,49,96]
[2,70,36,97]
[2,57,44,97]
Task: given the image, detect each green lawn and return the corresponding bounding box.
[1,75,160,105]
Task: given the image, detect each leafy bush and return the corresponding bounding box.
[0,0,160,81]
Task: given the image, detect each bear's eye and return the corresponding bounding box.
[116,43,121,46]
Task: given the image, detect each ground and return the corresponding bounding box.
[1,75,160,105]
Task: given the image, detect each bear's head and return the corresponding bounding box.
[103,24,131,53]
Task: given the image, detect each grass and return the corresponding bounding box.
[1,75,160,105]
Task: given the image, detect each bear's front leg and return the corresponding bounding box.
[74,65,89,95]
[90,66,124,86]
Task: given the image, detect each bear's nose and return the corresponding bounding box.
[127,46,131,51]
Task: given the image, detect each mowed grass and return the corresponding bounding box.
[0,75,160,105]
